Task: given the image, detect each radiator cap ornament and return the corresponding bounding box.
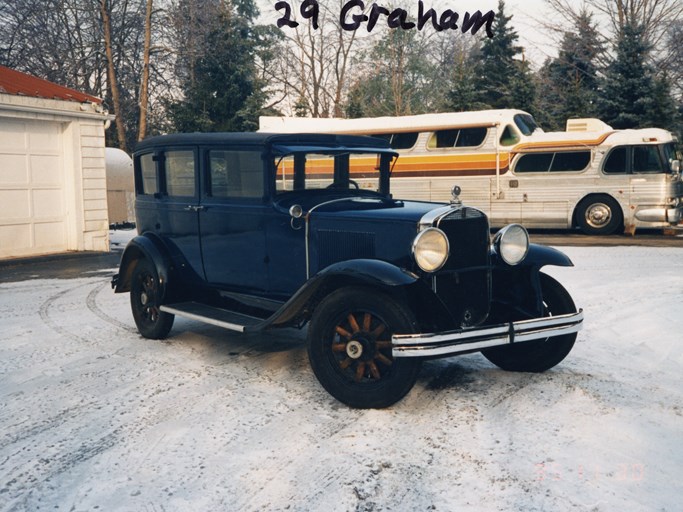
[451,185,462,205]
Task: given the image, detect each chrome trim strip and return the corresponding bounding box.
[418,204,461,230]
[392,310,584,358]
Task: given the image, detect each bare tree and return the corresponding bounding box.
[268,0,371,117]
[100,0,127,150]
[543,0,683,56]
[138,0,153,140]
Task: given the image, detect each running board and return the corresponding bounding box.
[160,302,264,332]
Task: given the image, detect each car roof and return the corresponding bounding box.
[134,132,393,154]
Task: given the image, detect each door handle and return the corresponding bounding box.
[184,205,206,212]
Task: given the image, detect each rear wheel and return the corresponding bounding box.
[482,273,577,372]
[130,258,174,339]
[307,287,422,408]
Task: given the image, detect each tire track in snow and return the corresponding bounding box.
[38,280,99,346]
[85,279,137,334]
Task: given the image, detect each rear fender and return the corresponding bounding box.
[112,234,173,298]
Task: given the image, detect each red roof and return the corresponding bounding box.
[0,65,102,104]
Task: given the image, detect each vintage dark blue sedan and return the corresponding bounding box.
[112,132,583,408]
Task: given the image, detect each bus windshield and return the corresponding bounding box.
[514,114,540,136]
[662,142,682,173]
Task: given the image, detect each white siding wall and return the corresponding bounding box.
[0,93,112,259]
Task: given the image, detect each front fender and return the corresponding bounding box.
[263,259,420,328]
[112,233,174,296]
[523,243,573,269]
[490,244,573,320]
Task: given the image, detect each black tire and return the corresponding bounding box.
[130,258,174,339]
[307,287,422,409]
[482,273,577,373]
[576,195,623,235]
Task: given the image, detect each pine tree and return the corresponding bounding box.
[168,0,275,132]
[475,0,535,112]
[445,42,488,112]
[538,11,603,130]
[597,23,674,129]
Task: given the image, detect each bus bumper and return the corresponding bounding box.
[635,206,683,224]
[392,310,584,358]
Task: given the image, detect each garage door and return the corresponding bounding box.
[0,118,67,259]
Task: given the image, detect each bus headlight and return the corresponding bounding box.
[493,224,529,265]
[412,228,449,272]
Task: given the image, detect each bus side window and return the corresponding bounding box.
[550,151,591,172]
[428,129,458,148]
[428,128,487,149]
[633,145,663,173]
[603,147,628,174]
[456,127,487,147]
[500,125,520,146]
[375,132,418,150]
[515,153,553,172]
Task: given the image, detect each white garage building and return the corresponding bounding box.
[0,65,114,260]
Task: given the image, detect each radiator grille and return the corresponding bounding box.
[434,207,491,327]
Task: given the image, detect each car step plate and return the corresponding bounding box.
[160,302,262,332]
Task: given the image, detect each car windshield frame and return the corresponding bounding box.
[270,146,398,198]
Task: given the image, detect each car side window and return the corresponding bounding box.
[139,152,157,195]
[209,150,263,198]
[633,145,663,173]
[164,150,196,196]
[603,147,628,174]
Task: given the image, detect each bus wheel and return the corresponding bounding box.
[576,195,623,235]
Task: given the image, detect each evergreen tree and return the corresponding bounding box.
[168,0,275,132]
[537,11,603,130]
[475,0,535,112]
[597,23,676,129]
[445,41,488,112]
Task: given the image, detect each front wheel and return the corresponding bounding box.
[482,273,577,373]
[307,287,422,408]
[130,258,174,339]
[576,195,623,235]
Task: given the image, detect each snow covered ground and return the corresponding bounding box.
[1,235,682,511]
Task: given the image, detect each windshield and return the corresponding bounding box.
[274,152,394,194]
[514,114,540,136]
[662,142,682,173]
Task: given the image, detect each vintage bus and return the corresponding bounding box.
[259,110,683,235]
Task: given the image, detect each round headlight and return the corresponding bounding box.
[412,228,449,272]
[494,224,529,265]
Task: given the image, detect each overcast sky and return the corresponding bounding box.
[259,0,564,67]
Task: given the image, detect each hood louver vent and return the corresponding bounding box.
[316,230,376,270]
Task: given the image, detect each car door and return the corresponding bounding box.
[155,148,204,280]
[198,147,269,293]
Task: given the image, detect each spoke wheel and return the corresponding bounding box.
[482,273,577,373]
[307,287,421,408]
[130,259,174,339]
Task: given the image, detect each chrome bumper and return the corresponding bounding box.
[635,205,683,224]
[392,310,584,358]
